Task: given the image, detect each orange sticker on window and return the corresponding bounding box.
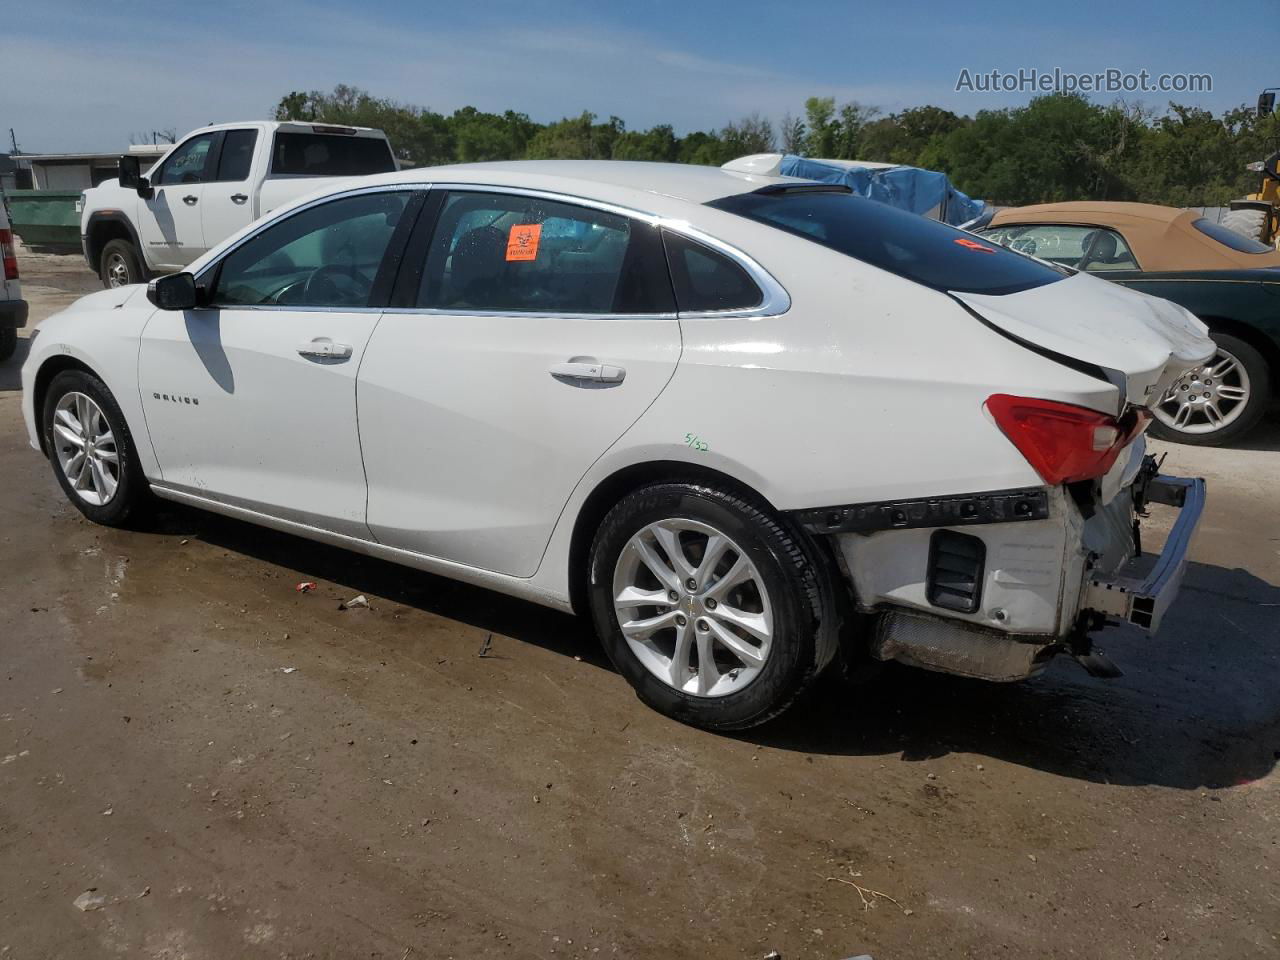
[506,223,542,261]
[954,236,997,254]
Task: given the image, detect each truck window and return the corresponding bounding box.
[270,133,396,177]
[215,129,258,183]
[155,133,217,185]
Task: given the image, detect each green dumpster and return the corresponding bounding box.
[8,190,81,250]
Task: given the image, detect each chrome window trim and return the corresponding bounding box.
[193,180,790,319]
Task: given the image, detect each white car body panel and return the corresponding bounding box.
[955,272,1213,408]
[358,310,681,577]
[26,160,1215,677]
[137,306,381,539]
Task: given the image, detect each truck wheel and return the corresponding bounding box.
[1221,208,1269,244]
[0,327,15,363]
[588,482,837,730]
[99,239,144,288]
[42,369,150,526]
[1150,332,1270,446]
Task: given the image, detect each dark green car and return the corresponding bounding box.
[981,201,1280,446]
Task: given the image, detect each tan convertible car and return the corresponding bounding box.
[980,202,1280,445]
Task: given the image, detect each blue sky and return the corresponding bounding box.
[2,0,1271,153]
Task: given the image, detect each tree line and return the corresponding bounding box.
[275,85,1280,207]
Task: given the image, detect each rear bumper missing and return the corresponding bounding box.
[1081,474,1205,633]
[820,466,1204,682]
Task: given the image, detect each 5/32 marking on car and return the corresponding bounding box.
[684,432,708,452]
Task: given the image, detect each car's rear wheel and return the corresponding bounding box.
[588,482,836,730]
[42,369,149,526]
[99,238,143,288]
[1149,332,1270,446]
[0,327,15,363]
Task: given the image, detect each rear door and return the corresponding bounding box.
[137,131,218,268]
[138,187,420,538]
[358,188,681,576]
[201,128,260,248]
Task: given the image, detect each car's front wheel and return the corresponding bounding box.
[42,369,149,526]
[1149,332,1270,446]
[588,482,837,730]
[99,238,143,288]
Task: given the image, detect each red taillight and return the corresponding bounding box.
[0,229,16,280]
[985,394,1149,486]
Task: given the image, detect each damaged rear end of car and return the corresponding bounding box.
[707,187,1214,683]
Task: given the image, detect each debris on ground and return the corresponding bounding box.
[478,633,493,658]
[72,891,107,912]
[338,594,369,610]
[824,868,907,914]
[280,667,297,675]
[295,582,317,593]
[73,886,150,912]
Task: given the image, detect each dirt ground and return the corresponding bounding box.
[2,248,1278,960]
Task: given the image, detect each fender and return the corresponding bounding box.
[82,211,150,275]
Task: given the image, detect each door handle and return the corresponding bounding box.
[297,339,353,360]
[230,193,248,204]
[549,358,625,384]
[183,195,198,205]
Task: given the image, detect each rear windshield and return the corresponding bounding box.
[707,190,1066,296]
[270,132,396,177]
[1191,217,1275,254]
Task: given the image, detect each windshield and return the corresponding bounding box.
[707,190,1066,296]
[270,133,396,177]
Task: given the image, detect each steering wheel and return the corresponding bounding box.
[303,263,367,305]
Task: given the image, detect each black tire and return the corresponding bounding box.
[1220,207,1269,245]
[99,238,144,288]
[587,482,839,730]
[41,369,150,526]
[1149,332,1270,446]
[0,326,15,363]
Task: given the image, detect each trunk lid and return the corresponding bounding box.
[954,271,1215,410]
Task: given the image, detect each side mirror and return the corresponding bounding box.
[147,272,198,309]
[1259,91,1275,118]
[117,155,153,198]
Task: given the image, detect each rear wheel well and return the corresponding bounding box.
[567,461,785,617]
[32,356,98,455]
[1198,316,1280,397]
[85,219,136,274]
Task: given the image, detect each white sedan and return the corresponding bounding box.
[21,161,1212,729]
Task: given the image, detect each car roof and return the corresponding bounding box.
[988,201,1280,272]
[993,201,1187,225]
[365,159,801,209]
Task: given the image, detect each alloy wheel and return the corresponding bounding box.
[105,253,131,287]
[612,518,774,697]
[1153,347,1251,436]
[52,392,120,506]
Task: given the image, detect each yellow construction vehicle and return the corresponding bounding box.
[1225,88,1280,247]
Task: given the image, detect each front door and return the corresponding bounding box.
[138,188,417,538]
[137,132,217,269]
[358,189,682,577]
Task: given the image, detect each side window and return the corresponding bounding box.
[980,224,1139,271]
[215,129,258,183]
[418,192,674,314]
[211,191,412,307]
[662,230,763,312]
[156,134,217,186]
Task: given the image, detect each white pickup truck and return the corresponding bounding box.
[80,121,396,288]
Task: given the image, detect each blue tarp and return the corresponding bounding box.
[777,155,987,227]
